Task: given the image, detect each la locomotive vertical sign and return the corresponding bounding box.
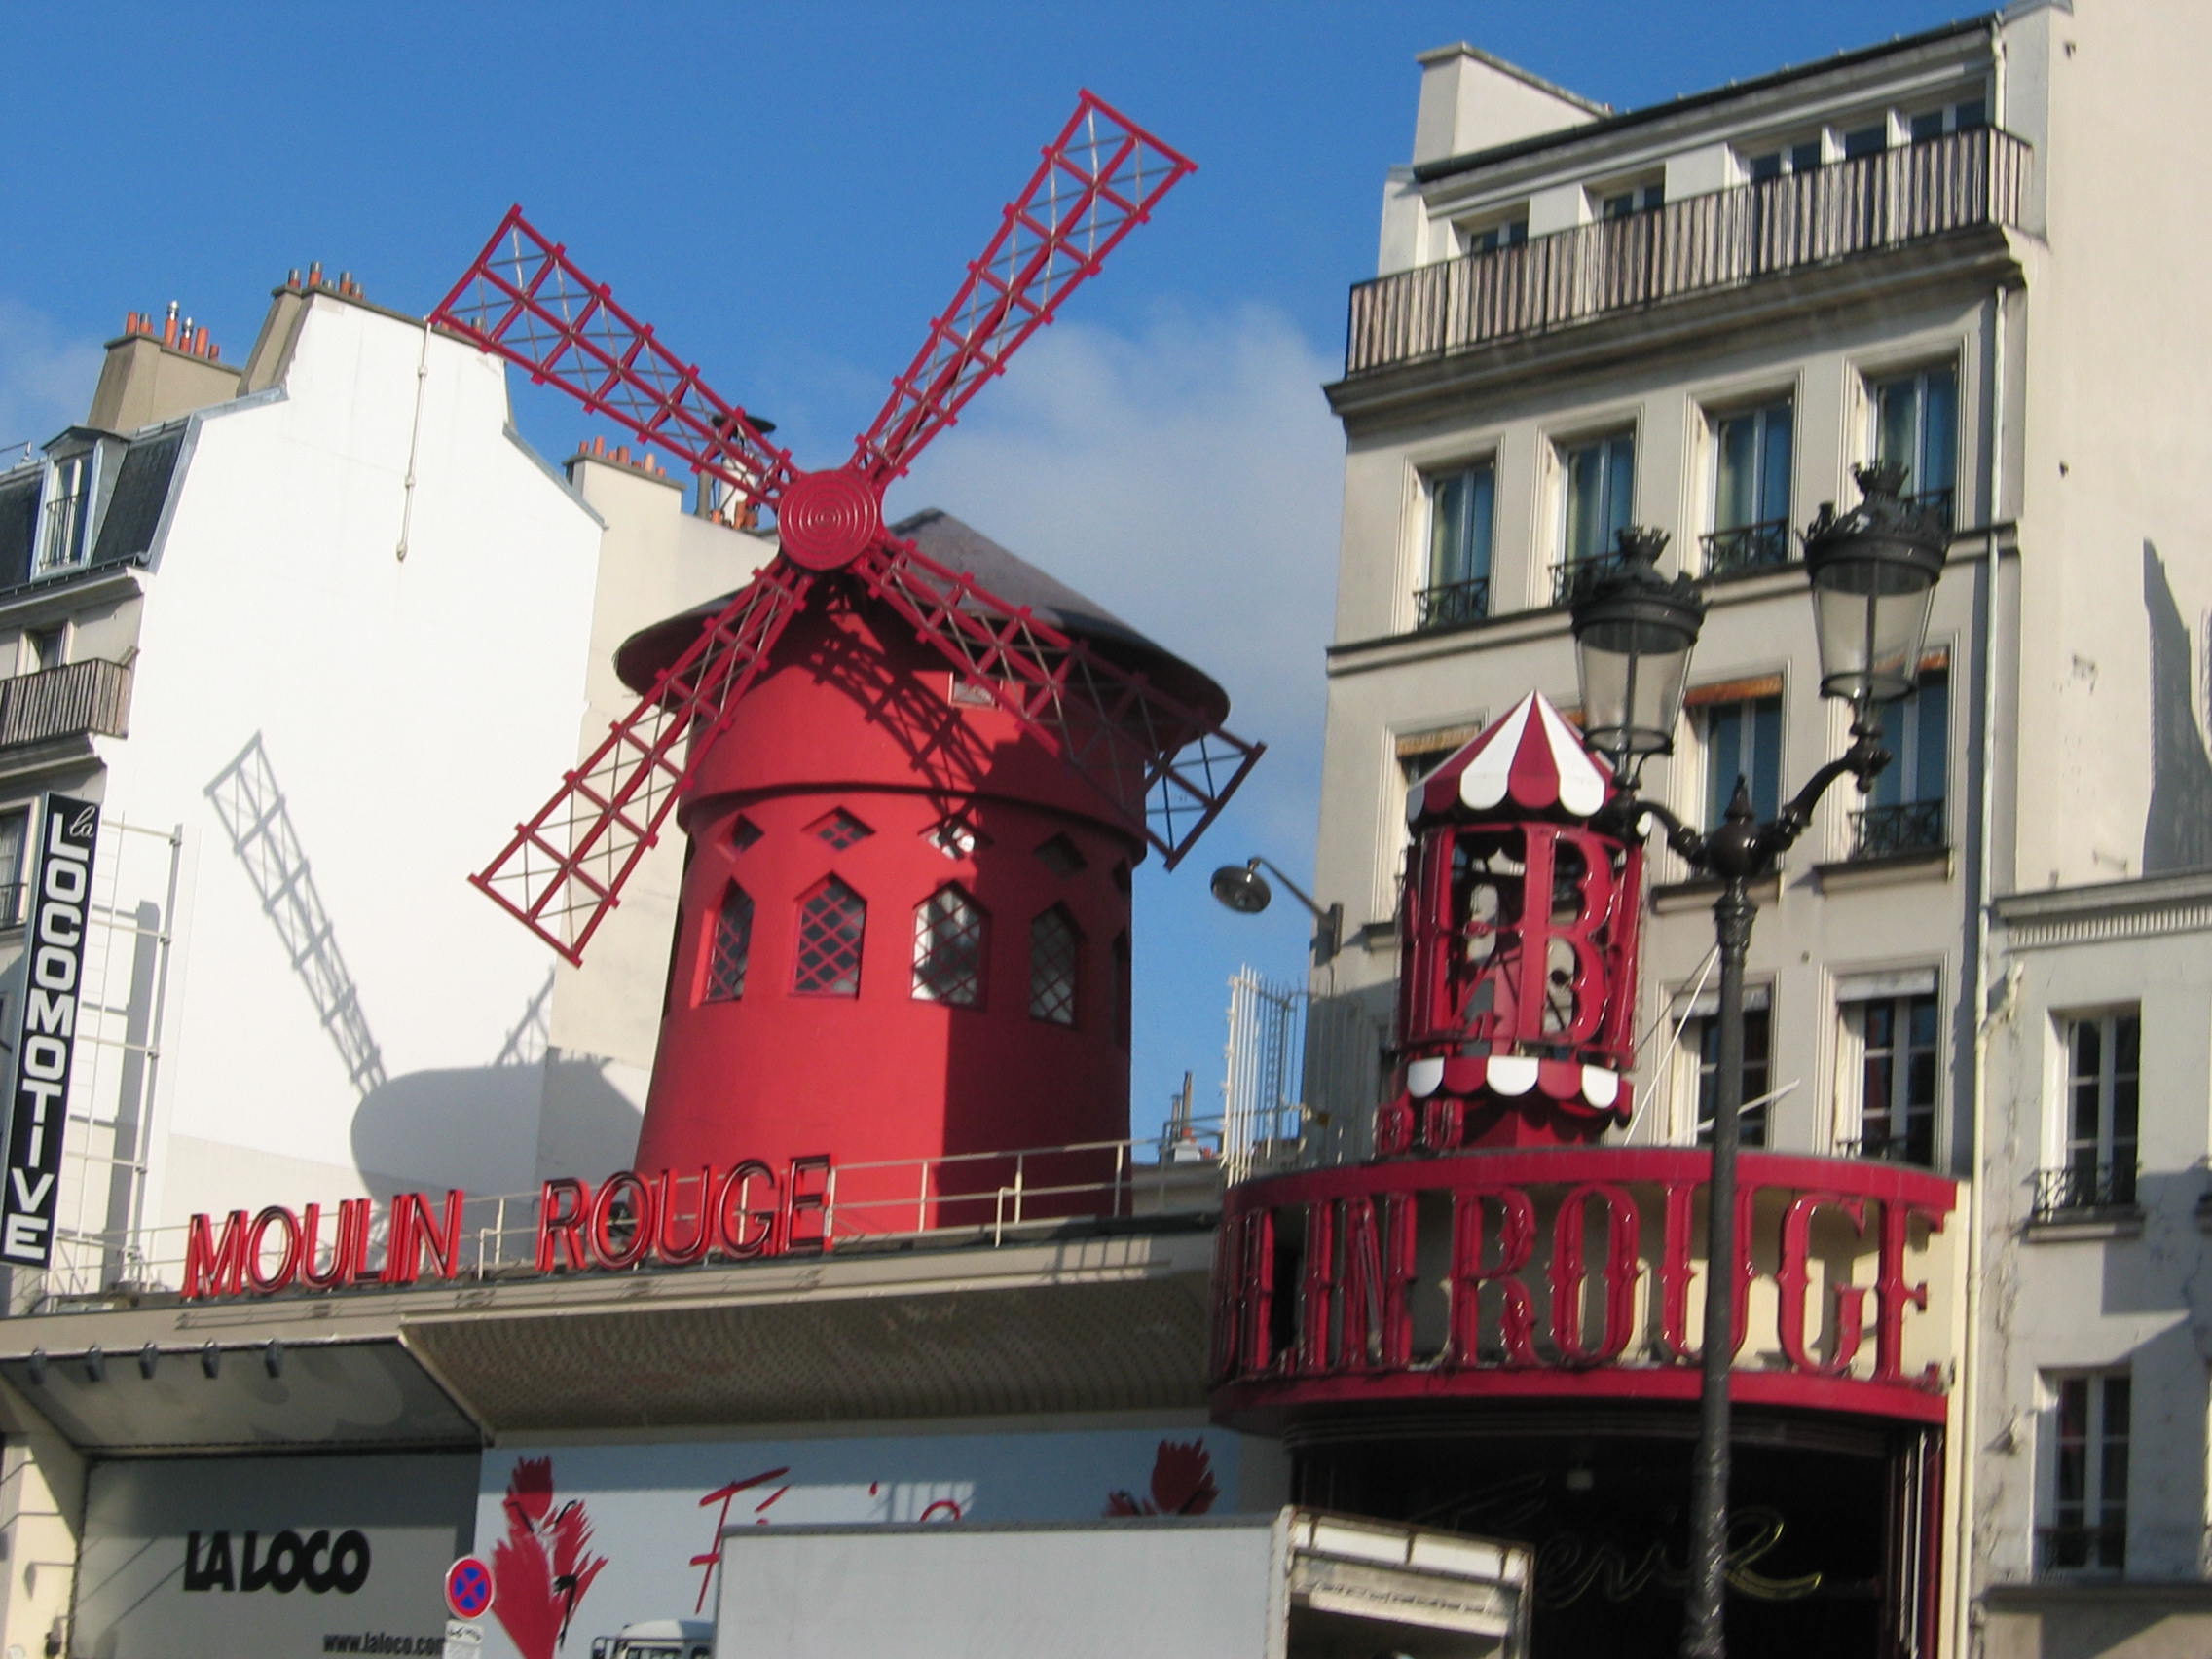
[0,794,100,1266]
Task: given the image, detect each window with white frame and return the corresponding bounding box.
[1838,973,1940,1164]
[1744,136,1825,181]
[1418,461,1495,630]
[1595,177,1664,220]
[1906,98,1987,143]
[1869,363,1959,525]
[2043,1371,2129,1573]
[1685,992,1772,1149]
[2040,1010,2141,1217]
[35,453,92,574]
[1692,688,1784,828]
[1557,430,1636,587]
[1704,399,1794,577]
[1853,668,1948,860]
[1458,210,1529,254]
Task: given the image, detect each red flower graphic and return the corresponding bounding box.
[493,1458,608,1659]
[1106,1439,1219,1517]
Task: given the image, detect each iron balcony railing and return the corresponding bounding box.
[2032,1161,2139,1221]
[1850,799,1946,860]
[1701,519,1793,579]
[1551,553,1632,607]
[1346,127,2029,377]
[0,657,132,750]
[1413,574,1491,630]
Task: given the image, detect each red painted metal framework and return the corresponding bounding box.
[431,93,1262,962]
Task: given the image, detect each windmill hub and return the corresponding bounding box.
[776,465,883,571]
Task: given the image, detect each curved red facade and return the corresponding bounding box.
[629,516,1218,1225]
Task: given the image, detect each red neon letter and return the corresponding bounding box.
[182,1210,250,1301]
[590,1171,656,1271]
[654,1167,716,1264]
[717,1161,778,1258]
[784,1155,831,1252]
[1548,1183,1641,1364]
[535,1178,592,1272]
[1775,1191,1869,1376]
[1447,1188,1538,1367]
[245,1206,302,1295]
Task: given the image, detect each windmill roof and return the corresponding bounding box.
[616,507,1231,721]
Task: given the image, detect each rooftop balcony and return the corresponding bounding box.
[1346,126,2028,379]
[0,657,131,752]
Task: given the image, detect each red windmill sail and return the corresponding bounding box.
[431,92,1263,964]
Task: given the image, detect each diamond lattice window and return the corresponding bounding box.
[1035,832,1087,876]
[925,818,985,860]
[1029,905,1081,1025]
[703,884,754,1003]
[794,878,866,996]
[809,809,874,850]
[730,815,763,853]
[912,886,987,1007]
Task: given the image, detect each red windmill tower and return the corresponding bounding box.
[431,95,1261,1221]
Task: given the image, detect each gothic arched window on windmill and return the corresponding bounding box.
[1029,904,1082,1026]
[794,877,866,997]
[912,884,988,1008]
[702,883,755,1004]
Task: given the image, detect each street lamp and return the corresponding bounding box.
[1210,856,1346,966]
[1569,466,1948,1659]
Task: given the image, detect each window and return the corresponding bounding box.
[1697,694,1783,828]
[793,878,866,996]
[1557,430,1635,592]
[1418,461,1494,629]
[1841,983,1939,1164]
[1705,400,1793,576]
[2038,1012,2140,1216]
[2044,1372,2129,1573]
[1853,671,1947,859]
[703,884,754,1003]
[1907,99,1987,142]
[1597,180,1664,219]
[1841,122,1890,160]
[1746,138,1825,180]
[1034,833,1086,877]
[0,809,25,929]
[1871,364,1958,524]
[21,627,62,675]
[1461,213,1529,254]
[1689,1003,1772,1149]
[808,809,873,850]
[923,818,983,860]
[1112,930,1131,1049]
[34,454,92,574]
[911,885,986,1007]
[728,815,762,853]
[1029,905,1081,1026]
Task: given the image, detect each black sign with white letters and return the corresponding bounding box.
[0,793,100,1266]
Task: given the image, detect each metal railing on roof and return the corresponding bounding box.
[1346,127,2029,377]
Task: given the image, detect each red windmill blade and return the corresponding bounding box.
[432,92,1263,965]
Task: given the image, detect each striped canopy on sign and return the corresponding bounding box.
[1406,690,1612,825]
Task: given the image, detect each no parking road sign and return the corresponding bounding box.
[445,1557,495,1621]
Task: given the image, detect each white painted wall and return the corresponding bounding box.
[95,292,610,1224]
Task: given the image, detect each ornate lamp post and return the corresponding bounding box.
[1568,465,1948,1659]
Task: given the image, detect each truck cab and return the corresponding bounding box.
[588,1619,712,1659]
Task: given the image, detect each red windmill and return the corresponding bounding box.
[432,94,1261,1213]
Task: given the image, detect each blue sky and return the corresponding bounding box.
[0,1,1977,1144]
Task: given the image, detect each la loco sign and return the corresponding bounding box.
[181,1158,832,1302]
[1209,1148,1961,1423]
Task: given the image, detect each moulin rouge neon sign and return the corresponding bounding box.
[179,1158,831,1301]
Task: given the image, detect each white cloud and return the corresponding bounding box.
[891,303,1344,855]
[0,296,101,454]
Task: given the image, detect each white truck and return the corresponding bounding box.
[711,1506,1531,1658]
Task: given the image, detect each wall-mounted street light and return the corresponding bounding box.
[1210,856,1345,967]
[1569,466,1948,1659]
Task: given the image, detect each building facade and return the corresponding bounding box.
[1310,2,2212,1653]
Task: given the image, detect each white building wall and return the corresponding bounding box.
[94,293,609,1223]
